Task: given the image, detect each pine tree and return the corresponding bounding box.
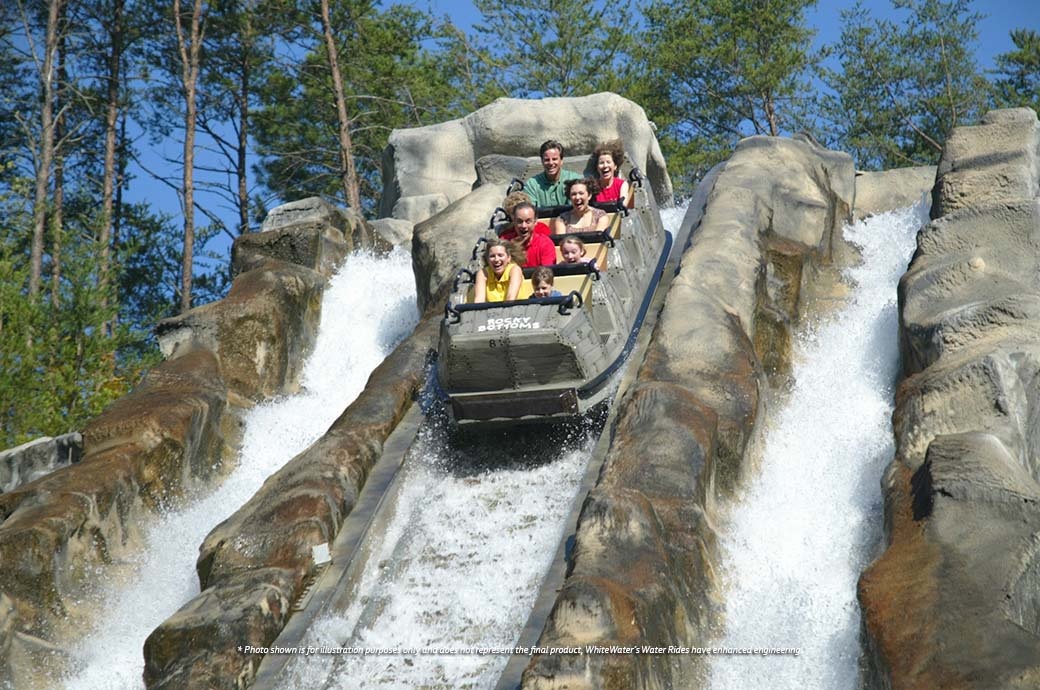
[817,0,990,169]
[463,0,635,98]
[634,0,818,189]
[991,28,1040,113]
[252,0,458,215]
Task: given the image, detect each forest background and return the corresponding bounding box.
[1,0,1039,447]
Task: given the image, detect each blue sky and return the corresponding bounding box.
[129,0,1039,268]
[421,0,1038,70]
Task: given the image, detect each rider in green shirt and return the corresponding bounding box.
[523,139,582,207]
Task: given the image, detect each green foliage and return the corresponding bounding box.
[252,0,460,215]
[634,0,818,192]
[817,0,990,170]
[463,0,635,99]
[0,210,158,448]
[991,28,1040,113]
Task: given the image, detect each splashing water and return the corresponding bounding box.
[63,249,418,690]
[707,203,927,689]
[282,424,596,690]
[281,202,691,690]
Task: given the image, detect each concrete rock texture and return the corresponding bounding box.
[0,432,81,493]
[380,92,673,225]
[861,107,1040,690]
[853,166,936,220]
[0,199,358,688]
[521,134,857,690]
[141,314,440,690]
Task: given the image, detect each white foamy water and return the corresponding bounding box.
[707,203,926,689]
[63,249,418,690]
[284,426,595,690]
[281,202,691,690]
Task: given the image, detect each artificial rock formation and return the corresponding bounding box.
[860,108,1040,690]
[853,166,936,220]
[0,432,81,493]
[380,92,673,225]
[142,314,440,690]
[0,197,366,688]
[521,134,857,690]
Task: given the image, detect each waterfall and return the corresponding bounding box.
[63,249,418,690]
[279,203,689,690]
[282,425,596,690]
[706,203,927,689]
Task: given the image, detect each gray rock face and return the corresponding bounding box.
[0,348,227,685]
[861,108,1040,690]
[260,196,377,252]
[411,182,507,312]
[142,314,440,689]
[0,198,359,688]
[0,432,81,493]
[854,166,936,220]
[932,108,1040,220]
[521,134,856,690]
[368,217,414,251]
[379,92,673,224]
[156,260,325,402]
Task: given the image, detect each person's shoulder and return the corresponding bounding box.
[525,172,549,189]
[561,169,582,181]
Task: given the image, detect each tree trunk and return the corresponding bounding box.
[113,110,128,323]
[174,0,205,313]
[29,0,63,299]
[237,19,250,235]
[320,0,362,211]
[51,145,63,307]
[764,92,779,137]
[51,7,68,308]
[100,0,125,328]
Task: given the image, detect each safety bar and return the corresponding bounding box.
[488,207,509,230]
[521,259,600,281]
[452,267,476,293]
[549,228,614,248]
[444,290,585,324]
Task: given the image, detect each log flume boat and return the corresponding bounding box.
[435,155,673,427]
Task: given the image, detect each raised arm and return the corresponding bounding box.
[620,180,634,209]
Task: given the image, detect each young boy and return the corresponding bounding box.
[530,266,562,298]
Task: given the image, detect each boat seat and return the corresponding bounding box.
[553,242,608,269]
[547,212,622,237]
[465,273,594,306]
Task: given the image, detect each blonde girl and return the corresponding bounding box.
[474,238,524,302]
[559,235,591,264]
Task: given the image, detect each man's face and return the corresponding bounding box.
[540,148,563,181]
[514,207,537,240]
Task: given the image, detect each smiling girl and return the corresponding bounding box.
[553,178,610,235]
[473,238,524,302]
[593,141,632,208]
